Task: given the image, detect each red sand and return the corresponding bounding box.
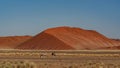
[16,26,119,50]
[0,36,32,49]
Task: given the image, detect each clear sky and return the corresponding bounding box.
[0,0,120,38]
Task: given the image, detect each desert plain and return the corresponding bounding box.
[0,50,120,68]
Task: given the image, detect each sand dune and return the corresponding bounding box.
[0,36,32,49]
[16,26,119,50]
[102,39,120,49]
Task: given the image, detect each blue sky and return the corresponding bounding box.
[0,0,120,38]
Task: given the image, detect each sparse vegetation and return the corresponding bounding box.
[0,50,120,68]
[0,60,36,68]
[36,61,120,68]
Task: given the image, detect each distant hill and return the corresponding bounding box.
[16,26,119,50]
[0,36,32,49]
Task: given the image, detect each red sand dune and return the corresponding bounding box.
[16,26,119,50]
[0,36,32,49]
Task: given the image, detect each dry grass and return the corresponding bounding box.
[35,61,120,68]
[0,60,36,68]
